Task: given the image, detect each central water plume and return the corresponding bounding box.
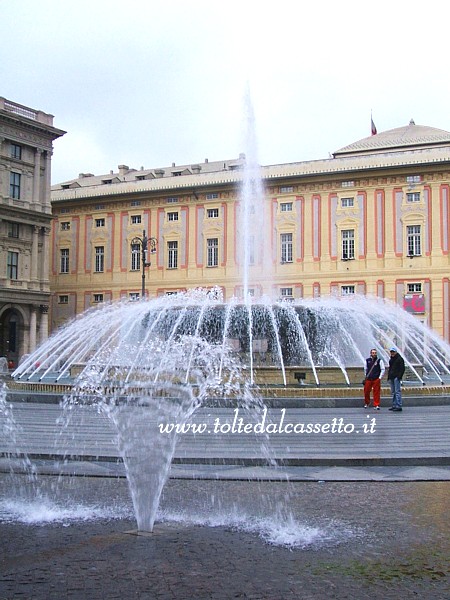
[239,88,270,298]
[59,319,260,532]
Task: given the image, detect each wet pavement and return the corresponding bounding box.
[0,475,449,599]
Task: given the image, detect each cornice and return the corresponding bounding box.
[0,112,65,146]
[0,204,53,226]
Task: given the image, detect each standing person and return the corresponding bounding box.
[387,347,405,412]
[363,349,385,410]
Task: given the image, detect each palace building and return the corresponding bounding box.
[50,120,450,342]
[0,97,65,367]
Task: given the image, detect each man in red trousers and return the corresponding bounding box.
[363,348,385,410]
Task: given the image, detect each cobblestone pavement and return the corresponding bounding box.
[0,476,449,599]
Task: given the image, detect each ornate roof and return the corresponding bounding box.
[51,121,450,202]
[334,120,450,157]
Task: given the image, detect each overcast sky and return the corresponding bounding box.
[2,0,450,184]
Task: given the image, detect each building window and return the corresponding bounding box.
[341,197,354,208]
[10,172,21,199]
[406,175,421,184]
[8,222,19,238]
[207,208,219,218]
[406,192,421,203]
[206,193,219,200]
[94,205,105,210]
[129,292,140,301]
[342,229,355,260]
[95,246,105,272]
[95,218,105,227]
[280,233,293,263]
[93,293,104,303]
[280,287,293,299]
[407,283,422,293]
[131,200,141,206]
[280,202,293,212]
[10,144,22,160]
[7,251,18,279]
[61,222,70,231]
[168,241,178,269]
[60,249,69,273]
[58,295,69,304]
[407,225,421,256]
[279,186,294,193]
[167,197,178,204]
[207,238,219,267]
[341,285,355,295]
[341,181,355,188]
[131,215,141,224]
[131,243,140,271]
[167,212,179,221]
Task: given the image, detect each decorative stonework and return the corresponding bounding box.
[0,124,52,150]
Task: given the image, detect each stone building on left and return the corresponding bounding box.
[0,97,65,368]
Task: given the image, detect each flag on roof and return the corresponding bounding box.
[371,116,377,136]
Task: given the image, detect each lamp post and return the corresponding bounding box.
[131,230,157,299]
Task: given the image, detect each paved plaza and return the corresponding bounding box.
[0,477,449,599]
[1,398,449,598]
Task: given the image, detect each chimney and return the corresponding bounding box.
[118,165,129,176]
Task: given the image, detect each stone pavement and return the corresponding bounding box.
[0,477,449,599]
[1,403,449,481]
[1,399,450,599]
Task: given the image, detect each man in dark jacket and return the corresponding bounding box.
[387,347,405,412]
[363,349,385,410]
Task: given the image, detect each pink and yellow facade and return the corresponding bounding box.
[50,122,450,342]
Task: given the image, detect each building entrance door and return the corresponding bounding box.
[0,309,22,369]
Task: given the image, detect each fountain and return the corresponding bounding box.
[60,327,260,532]
[4,90,450,535]
[12,291,450,389]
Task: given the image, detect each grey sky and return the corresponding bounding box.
[2,0,449,184]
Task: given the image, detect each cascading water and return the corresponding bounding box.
[63,328,260,532]
[6,287,450,534]
[12,291,450,389]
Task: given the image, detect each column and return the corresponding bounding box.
[29,306,37,353]
[33,149,43,209]
[0,138,5,201]
[39,305,49,345]
[41,227,51,290]
[31,225,39,285]
[43,149,53,212]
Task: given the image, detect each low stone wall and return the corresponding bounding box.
[253,365,424,386]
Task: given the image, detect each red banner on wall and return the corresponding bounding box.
[403,294,425,314]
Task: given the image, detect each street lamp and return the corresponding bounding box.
[131,229,157,299]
